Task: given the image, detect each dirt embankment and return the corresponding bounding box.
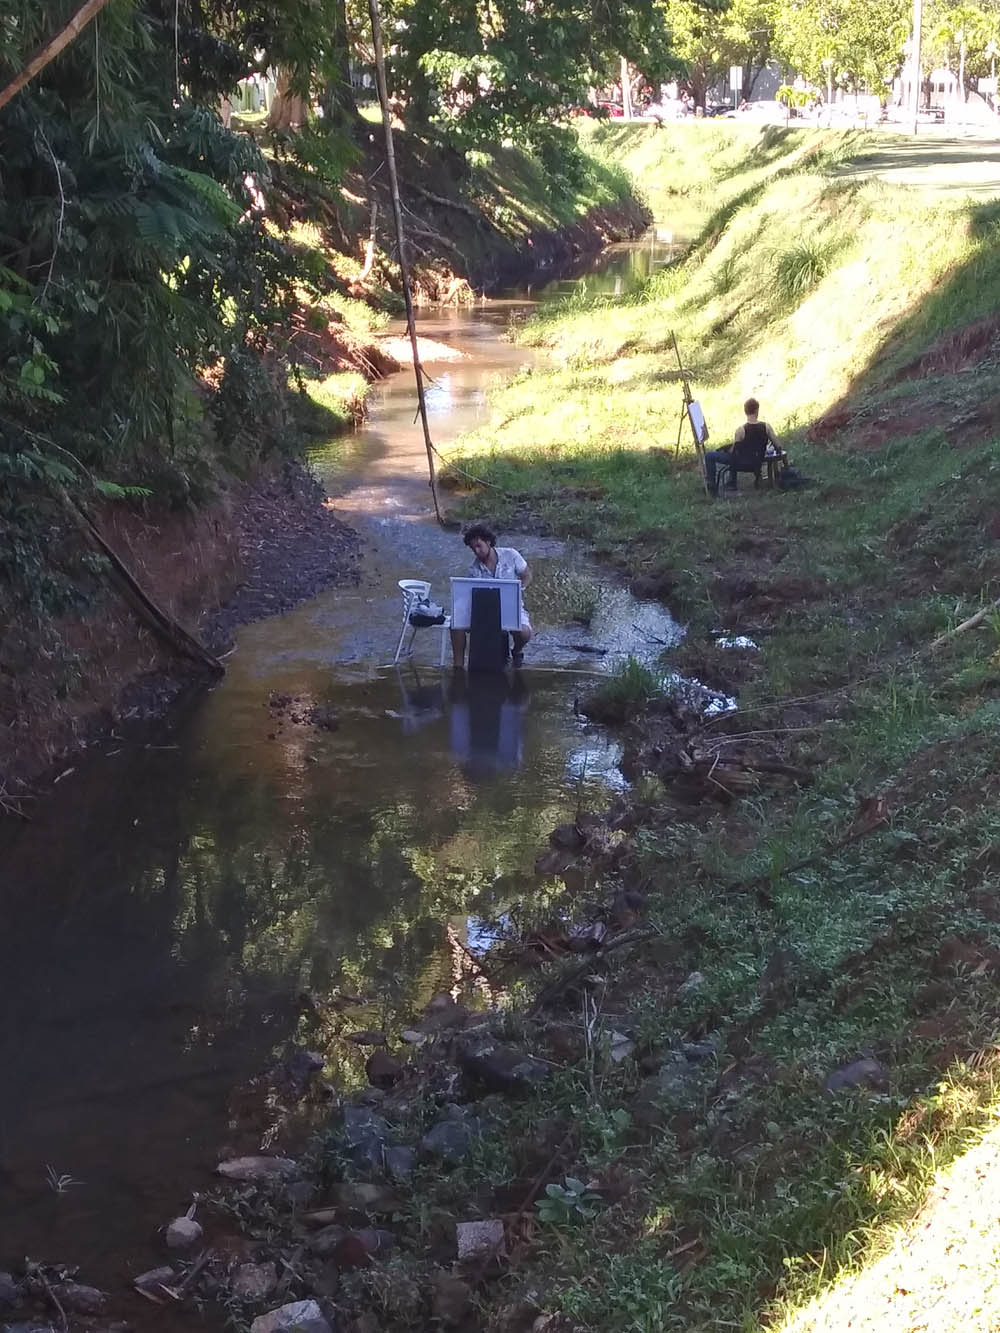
[330,131,651,302]
[0,462,359,805]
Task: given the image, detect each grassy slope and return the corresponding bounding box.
[430,124,1000,1332]
[280,127,640,443]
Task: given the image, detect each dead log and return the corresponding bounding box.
[409,182,483,221]
[60,493,224,676]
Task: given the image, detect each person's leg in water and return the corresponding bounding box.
[450,627,467,669]
[511,625,533,667]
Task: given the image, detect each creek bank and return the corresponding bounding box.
[342,128,650,301]
[2,185,649,808]
[1,460,359,801]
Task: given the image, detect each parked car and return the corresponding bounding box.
[596,100,625,117]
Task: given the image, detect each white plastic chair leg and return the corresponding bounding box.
[393,613,410,664]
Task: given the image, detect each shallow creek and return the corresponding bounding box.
[0,235,678,1291]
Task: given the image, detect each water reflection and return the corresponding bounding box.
[448,671,529,779]
[0,230,681,1291]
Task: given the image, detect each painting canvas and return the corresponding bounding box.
[450,577,522,631]
[687,400,708,444]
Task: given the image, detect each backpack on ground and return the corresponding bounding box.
[778,467,810,490]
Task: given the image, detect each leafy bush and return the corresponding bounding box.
[536,1177,602,1226]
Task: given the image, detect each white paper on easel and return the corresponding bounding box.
[687,400,708,444]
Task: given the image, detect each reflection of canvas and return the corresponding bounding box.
[450,578,522,630]
[687,400,708,444]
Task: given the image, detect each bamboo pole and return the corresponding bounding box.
[0,0,115,114]
[366,0,442,523]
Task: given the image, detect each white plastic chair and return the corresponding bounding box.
[393,579,451,666]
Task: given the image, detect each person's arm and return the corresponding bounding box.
[733,424,744,446]
[513,549,531,589]
[766,422,780,448]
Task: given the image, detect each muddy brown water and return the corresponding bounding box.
[0,236,680,1306]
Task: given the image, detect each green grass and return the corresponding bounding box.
[422,122,1000,1333]
[289,369,368,438]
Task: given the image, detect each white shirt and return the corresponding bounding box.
[469,546,527,581]
[468,546,531,629]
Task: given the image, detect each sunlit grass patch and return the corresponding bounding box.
[768,1058,1000,1333]
[290,369,368,438]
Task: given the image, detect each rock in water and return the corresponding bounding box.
[231,1263,279,1301]
[419,994,469,1034]
[250,1300,332,1333]
[49,1283,107,1315]
[458,1042,550,1093]
[365,1050,403,1088]
[216,1155,298,1181]
[166,1215,203,1250]
[134,1267,178,1295]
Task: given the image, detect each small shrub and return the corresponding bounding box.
[775,240,833,298]
[536,1177,602,1226]
[582,657,664,723]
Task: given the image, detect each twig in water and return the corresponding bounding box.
[27,1262,68,1332]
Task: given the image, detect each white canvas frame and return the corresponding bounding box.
[450,577,522,631]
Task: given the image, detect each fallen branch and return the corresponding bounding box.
[409,182,483,221]
[26,1263,67,1333]
[469,1125,578,1286]
[927,596,1000,653]
[723,798,890,903]
[58,491,224,676]
[528,925,658,1016]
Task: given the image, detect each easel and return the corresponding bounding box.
[670,331,711,495]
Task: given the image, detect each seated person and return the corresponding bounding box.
[704,397,780,495]
[450,523,533,668]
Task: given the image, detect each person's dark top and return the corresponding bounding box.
[732,421,770,468]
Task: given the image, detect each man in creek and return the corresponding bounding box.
[451,523,533,668]
[703,397,780,496]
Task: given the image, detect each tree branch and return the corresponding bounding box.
[0,0,116,114]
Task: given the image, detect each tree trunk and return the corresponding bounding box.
[267,66,308,130]
[0,0,115,113]
[320,0,359,131]
[959,37,966,101]
[620,55,633,119]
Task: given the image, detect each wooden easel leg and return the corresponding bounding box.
[695,441,711,496]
